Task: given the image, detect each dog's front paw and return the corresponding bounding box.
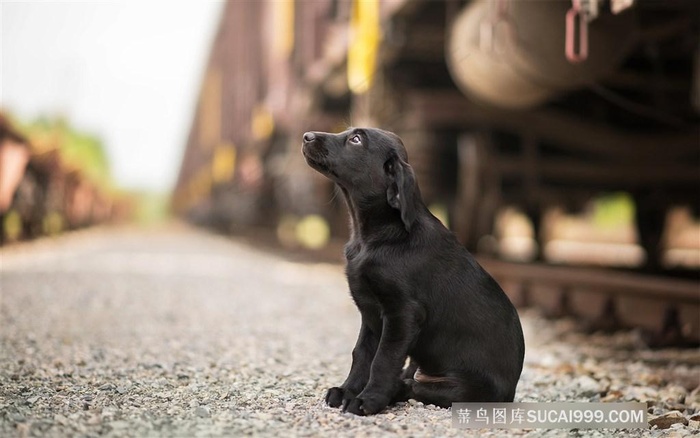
[343,393,389,416]
[325,387,356,408]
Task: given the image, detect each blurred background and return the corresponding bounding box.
[1,1,699,342]
[1,1,222,229]
[0,0,700,264]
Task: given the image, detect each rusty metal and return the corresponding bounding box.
[0,115,31,213]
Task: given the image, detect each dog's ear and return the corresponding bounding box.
[385,153,417,231]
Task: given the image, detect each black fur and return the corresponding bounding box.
[302,128,525,416]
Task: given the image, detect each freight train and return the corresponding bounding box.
[0,114,130,244]
[174,0,699,345]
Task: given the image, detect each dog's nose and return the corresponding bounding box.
[303,132,316,143]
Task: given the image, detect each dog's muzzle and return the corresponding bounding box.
[302,132,334,177]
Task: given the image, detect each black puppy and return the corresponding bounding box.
[302,128,525,416]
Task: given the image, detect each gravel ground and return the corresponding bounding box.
[1,224,699,437]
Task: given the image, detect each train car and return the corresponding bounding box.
[174,0,699,345]
[1,114,127,244]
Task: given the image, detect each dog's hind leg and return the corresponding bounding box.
[409,371,508,408]
[411,382,465,408]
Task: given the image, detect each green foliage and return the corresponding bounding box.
[20,116,112,190]
[3,210,22,242]
[131,192,172,224]
[43,211,65,236]
[593,192,635,229]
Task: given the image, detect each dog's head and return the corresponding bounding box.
[302,128,418,231]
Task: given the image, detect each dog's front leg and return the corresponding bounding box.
[325,318,379,408]
[345,310,419,415]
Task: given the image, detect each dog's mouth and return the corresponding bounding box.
[303,148,337,178]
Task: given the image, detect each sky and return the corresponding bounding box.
[1,1,223,192]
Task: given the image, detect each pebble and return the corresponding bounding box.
[109,420,130,430]
[623,386,659,402]
[650,411,689,429]
[573,375,602,397]
[9,413,26,423]
[116,384,130,394]
[661,385,688,404]
[194,406,211,418]
[687,386,700,411]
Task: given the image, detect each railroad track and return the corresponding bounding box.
[480,258,700,348]
[225,227,700,348]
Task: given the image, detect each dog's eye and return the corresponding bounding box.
[348,135,362,145]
